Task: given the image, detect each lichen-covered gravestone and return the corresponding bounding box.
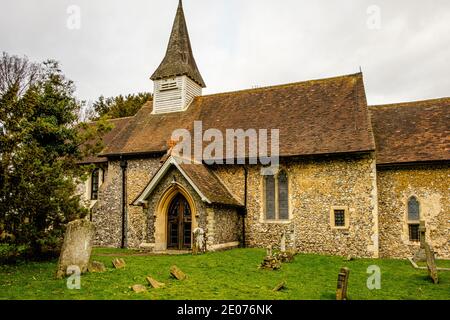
[55,219,95,279]
[424,242,439,284]
[170,265,187,280]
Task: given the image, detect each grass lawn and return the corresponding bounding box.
[0,248,449,300]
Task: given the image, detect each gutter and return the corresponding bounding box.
[376,159,450,169]
[120,156,128,248]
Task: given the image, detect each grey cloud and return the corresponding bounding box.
[1,0,448,105]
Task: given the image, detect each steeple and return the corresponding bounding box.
[151,0,205,88]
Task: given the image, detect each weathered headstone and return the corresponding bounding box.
[131,284,147,293]
[413,221,427,262]
[55,219,95,279]
[336,267,350,300]
[280,232,286,252]
[112,258,126,269]
[192,228,206,255]
[146,276,165,289]
[424,242,439,284]
[272,281,286,292]
[170,265,187,280]
[88,261,106,273]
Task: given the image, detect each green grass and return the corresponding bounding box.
[0,248,449,300]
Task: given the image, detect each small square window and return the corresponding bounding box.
[409,224,420,242]
[334,210,346,227]
[330,206,349,229]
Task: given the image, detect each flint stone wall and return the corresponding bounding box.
[213,153,379,258]
[377,164,450,259]
[91,157,161,247]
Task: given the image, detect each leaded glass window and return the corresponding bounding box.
[408,197,420,221]
[334,210,346,227]
[91,168,100,200]
[278,170,289,220]
[265,174,276,220]
[409,224,420,242]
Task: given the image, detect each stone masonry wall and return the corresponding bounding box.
[208,205,242,245]
[377,164,449,259]
[213,153,379,258]
[91,157,161,247]
[91,160,122,247]
[126,158,162,248]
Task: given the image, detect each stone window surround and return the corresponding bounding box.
[84,167,104,209]
[406,195,421,245]
[260,167,293,224]
[330,206,350,230]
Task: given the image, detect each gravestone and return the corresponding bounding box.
[413,221,427,262]
[336,267,350,300]
[112,258,126,269]
[88,261,106,273]
[272,281,286,292]
[55,219,95,279]
[131,284,147,293]
[280,232,286,252]
[146,276,165,289]
[424,242,439,284]
[192,228,206,255]
[170,265,187,280]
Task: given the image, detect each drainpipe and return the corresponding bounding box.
[120,156,128,248]
[242,166,248,248]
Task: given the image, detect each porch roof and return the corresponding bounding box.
[132,156,243,207]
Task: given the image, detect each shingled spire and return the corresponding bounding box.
[151,0,206,88]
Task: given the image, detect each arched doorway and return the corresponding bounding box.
[167,193,192,249]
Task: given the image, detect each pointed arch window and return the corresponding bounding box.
[264,169,289,221]
[278,170,289,220]
[90,168,100,200]
[407,196,420,242]
[264,175,276,220]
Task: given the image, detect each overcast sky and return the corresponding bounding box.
[1,0,449,105]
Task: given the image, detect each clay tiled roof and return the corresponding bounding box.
[370,98,450,165]
[151,0,206,87]
[101,73,375,158]
[78,117,132,164]
[179,163,242,207]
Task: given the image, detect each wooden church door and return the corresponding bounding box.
[167,194,192,250]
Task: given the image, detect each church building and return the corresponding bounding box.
[78,1,449,259]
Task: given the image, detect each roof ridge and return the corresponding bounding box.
[199,72,362,99]
[369,97,450,109]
